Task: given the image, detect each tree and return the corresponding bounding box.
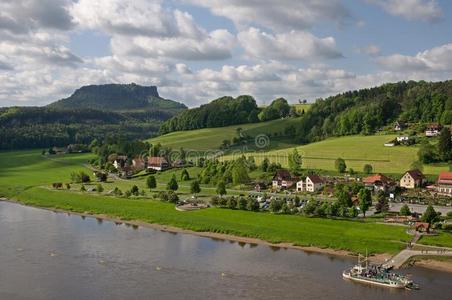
[246,197,259,211]
[374,191,389,213]
[131,185,139,196]
[363,164,373,174]
[227,197,237,209]
[336,189,352,208]
[146,175,157,190]
[288,149,302,174]
[216,180,227,196]
[237,196,247,210]
[418,141,437,163]
[335,158,347,173]
[180,169,190,181]
[232,163,249,185]
[168,191,179,203]
[260,157,269,172]
[422,205,439,224]
[438,127,452,162]
[358,188,372,217]
[269,199,282,213]
[400,204,411,216]
[167,174,178,191]
[190,180,201,195]
[96,183,104,193]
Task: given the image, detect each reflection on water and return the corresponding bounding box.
[1,201,451,300]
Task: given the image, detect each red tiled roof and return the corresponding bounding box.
[363,173,392,184]
[273,169,292,181]
[147,156,168,166]
[307,174,323,184]
[406,169,425,181]
[426,123,442,130]
[438,171,452,185]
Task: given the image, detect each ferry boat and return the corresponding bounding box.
[343,254,418,290]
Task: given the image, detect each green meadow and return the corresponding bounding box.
[148,117,301,151]
[222,135,449,176]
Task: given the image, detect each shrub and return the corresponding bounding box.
[96,184,104,193]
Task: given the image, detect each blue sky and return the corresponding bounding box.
[1,0,452,107]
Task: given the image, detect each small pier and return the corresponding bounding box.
[383,245,452,269]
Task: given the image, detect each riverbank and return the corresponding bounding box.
[0,197,390,263]
[406,256,452,273]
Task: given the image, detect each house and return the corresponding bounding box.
[394,121,406,131]
[272,170,297,190]
[425,123,443,137]
[51,146,68,154]
[113,155,128,170]
[437,171,452,196]
[296,175,324,192]
[415,222,430,233]
[119,165,134,178]
[363,173,394,192]
[254,182,267,192]
[147,156,169,171]
[400,169,426,189]
[132,157,146,171]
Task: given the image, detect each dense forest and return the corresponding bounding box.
[0,107,167,149]
[159,96,292,134]
[294,80,452,143]
[159,95,261,134]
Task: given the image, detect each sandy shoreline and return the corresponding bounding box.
[3,197,450,272]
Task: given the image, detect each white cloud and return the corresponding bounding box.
[186,0,350,31]
[238,28,342,61]
[377,43,452,72]
[356,44,381,57]
[366,0,442,22]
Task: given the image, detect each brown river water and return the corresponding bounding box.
[1,201,452,300]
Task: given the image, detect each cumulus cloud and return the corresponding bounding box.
[238,28,342,60]
[186,0,351,31]
[366,0,442,22]
[377,43,452,72]
[0,0,74,35]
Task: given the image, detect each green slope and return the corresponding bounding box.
[222,135,449,175]
[148,117,301,151]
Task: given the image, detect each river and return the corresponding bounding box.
[1,201,451,300]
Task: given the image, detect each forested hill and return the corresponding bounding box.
[159,95,261,134]
[295,80,452,143]
[48,83,187,112]
[0,83,187,150]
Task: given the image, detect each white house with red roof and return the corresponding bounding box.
[437,171,452,196]
[147,157,169,171]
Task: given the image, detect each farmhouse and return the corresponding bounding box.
[415,222,430,233]
[296,175,324,193]
[272,170,297,190]
[363,173,394,192]
[113,155,128,170]
[147,156,169,171]
[437,171,452,196]
[396,136,410,142]
[425,123,442,137]
[394,121,406,131]
[400,169,426,189]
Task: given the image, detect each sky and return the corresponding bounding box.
[1,0,452,107]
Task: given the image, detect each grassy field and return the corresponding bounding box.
[222,135,449,176]
[147,118,301,151]
[293,103,312,113]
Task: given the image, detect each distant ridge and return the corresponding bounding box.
[48,83,187,112]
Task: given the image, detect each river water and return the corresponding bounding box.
[1,201,451,300]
